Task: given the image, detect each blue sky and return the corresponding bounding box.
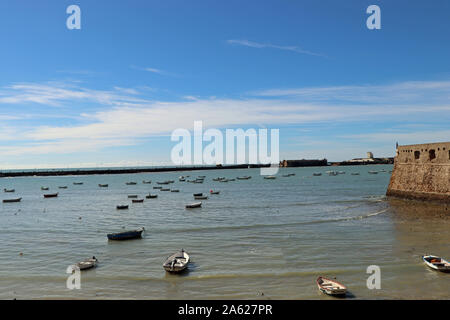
[0,0,449,168]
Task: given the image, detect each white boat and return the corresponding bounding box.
[210,190,220,194]
[74,256,98,271]
[422,255,450,272]
[186,202,202,209]
[316,276,347,296]
[327,171,338,176]
[163,249,190,273]
[237,176,251,180]
[194,195,208,200]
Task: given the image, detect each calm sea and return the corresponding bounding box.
[0,165,449,299]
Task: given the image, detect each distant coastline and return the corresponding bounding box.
[0,161,393,178]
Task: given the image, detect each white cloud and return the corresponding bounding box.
[0,79,449,160]
[227,39,327,57]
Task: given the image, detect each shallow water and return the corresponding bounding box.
[0,165,449,299]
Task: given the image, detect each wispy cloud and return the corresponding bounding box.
[0,79,449,158]
[131,65,178,77]
[227,39,327,58]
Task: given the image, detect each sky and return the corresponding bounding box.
[0,0,449,168]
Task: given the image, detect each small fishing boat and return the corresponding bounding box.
[219,179,229,182]
[312,173,322,176]
[146,194,158,199]
[73,182,84,185]
[194,195,208,200]
[107,228,144,240]
[210,190,220,195]
[161,188,170,191]
[142,180,152,184]
[179,176,186,182]
[193,193,203,196]
[228,178,235,181]
[74,256,98,271]
[3,198,21,203]
[338,171,345,174]
[351,173,360,175]
[237,176,252,180]
[368,171,378,174]
[316,276,347,296]
[198,176,206,178]
[167,180,175,184]
[43,193,58,198]
[157,181,169,185]
[125,182,137,185]
[41,187,49,191]
[3,188,15,193]
[58,186,68,189]
[422,255,450,272]
[132,199,144,203]
[127,195,138,198]
[116,205,129,210]
[153,186,163,189]
[327,171,338,176]
[263,176,276,179]
[186,202,202,209]
[98,184,108,187]
[213,177,224,181]
[170,189,180,192]
[163,249,190,273]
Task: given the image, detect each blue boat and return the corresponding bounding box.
[107,228,144,240]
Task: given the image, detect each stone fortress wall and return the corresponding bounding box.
[386,142,450,203]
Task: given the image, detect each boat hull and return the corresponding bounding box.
[107,229,143,240]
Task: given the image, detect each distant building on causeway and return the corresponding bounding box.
[279,159,328,167]
[332,151,394,166]
[386,142,450,203]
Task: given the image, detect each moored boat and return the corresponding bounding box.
[210,190,220,194]
[3,198,21,203]
[263,176,276,179]
[58,186,68,189]
[73,182,84,185]
[153,186,163,189]
[161,188,170,191]
[194,195,208,200]
[107,228,144,240]
[170,189,180,192]
[41,187,49,190]
[116,205,129,210]
[142,180,152,184]
[126,182,137,185]
[186,202,202,209]
[98,184,108,187]
[146,194,158,199]
[368,171,378,174]
[132,199,144,203]
[3,188,15,193]
[316,276,347,296]
[127,195,138,198]
[313,173,322,176]
[43,193,58,198]
[236,176,252,180]
[74,256,98,271]
[422,255,450,272]
[163,249,190,273]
